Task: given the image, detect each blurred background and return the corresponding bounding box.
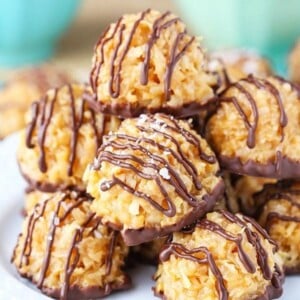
[1,0,300,76]
[0,0,177,79]
[0,0,300,139]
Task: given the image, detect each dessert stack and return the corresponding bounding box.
[10,9,300,300]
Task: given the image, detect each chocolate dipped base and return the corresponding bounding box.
[153,275,284,300]
[106,180,224,246]
[20,168,85,193]
[87,97,216,119]
[218,154,300,179]
[18,272,132,300]
[153,210,284,300]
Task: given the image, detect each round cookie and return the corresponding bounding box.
[84,113,224,245]
[12,190,131,299]
[206,75,300,178]
[208,49,273,93]
[256,180,300,273]
[0,65,71,139]
[289,40,300,84]
[89,9,215,118]
[154,210,284,300]
[17,84,121,192]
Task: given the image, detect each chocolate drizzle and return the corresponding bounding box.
[209,75,300,178]
[158,210,283,300]
[13,191,123,300]
[218,75,291,149]
[160,242,228,300]
[93,114,219,218]
[252,181,300,274]
[164,32,194,101]
[25,85,105,177]
[274,75,300,98]
[255,182,300,228]
[90,10,196,105]
[208,58,231,94]
[140,11,178,85]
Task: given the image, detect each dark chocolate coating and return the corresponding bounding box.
[18,273,131,300]
[20,168,85,193]
[154,277,284,300]
[87,97,215,119]
[106,180,224,246]
[218,154,300,179]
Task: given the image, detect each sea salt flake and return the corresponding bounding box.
[137,114,148,125]
[159,167,171,180]
[94,230,103,239]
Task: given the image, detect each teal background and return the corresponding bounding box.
[0,0,80,67]
[175,0,300,73]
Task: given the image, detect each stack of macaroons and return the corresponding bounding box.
[206,61,300,277]
[14,8,300,300]
[14,82,129,298]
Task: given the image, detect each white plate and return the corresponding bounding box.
[0,134,299,300]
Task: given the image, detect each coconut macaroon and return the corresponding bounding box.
[12,190,131,299]
[154,210,284,300]
[0,65,71,139]
[207,49,273,93]
[84,113,224,245]
[289,40,300,84]
[256,181,300,274]
[17,84,121,192]
[206,75,300,178]
[89,9,215,118]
